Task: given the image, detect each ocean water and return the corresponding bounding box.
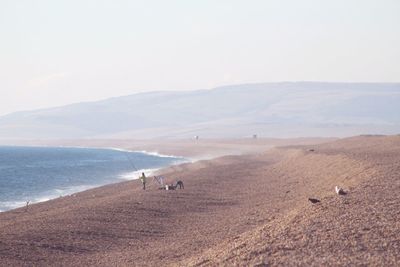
[0,146,184,212]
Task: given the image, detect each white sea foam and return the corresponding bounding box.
[105,147,185,159]
[118,168,160,180]
[40,184,96,199]
[0,146,187,212]
[102,147,135,153]
[0,200,28,211]
[44,145,185,159]
[131,150,185,159]
[0,184,100,212]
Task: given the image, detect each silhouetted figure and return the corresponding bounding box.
[140,172,146,190]
[176,180,184,189]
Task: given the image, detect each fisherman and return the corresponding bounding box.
[176,180,184,189]
[140,172,147,190]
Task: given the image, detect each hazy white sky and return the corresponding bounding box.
[0,0,399,115]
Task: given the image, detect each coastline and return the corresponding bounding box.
[0,137,337,159]
[0,146,186,212]
[0,138,333,213]
[3,136,398,265]
[0,144,188,160]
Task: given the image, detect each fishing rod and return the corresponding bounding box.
[123,150,139,171]
[123,150,161,186]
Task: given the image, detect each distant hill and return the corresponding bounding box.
[0,82,399,139]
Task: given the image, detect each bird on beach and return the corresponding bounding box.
[335,186,346,195]
[308,198,320,204]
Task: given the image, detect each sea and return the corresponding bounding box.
[0,146,185,212]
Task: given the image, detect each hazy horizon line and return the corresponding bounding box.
[1,80,400,117]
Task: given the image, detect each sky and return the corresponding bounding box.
[0,0,399,116]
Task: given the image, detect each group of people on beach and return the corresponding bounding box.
[139,172,184,190]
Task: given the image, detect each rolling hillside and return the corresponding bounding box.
[0,82,399,139]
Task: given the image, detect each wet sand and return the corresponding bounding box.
[0,136,399,266]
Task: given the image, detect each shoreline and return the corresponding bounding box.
[0,137,337,159]
[0,137,334,213]
[0,144,189,160]
[5,136,395,266]
[0,146,187,213]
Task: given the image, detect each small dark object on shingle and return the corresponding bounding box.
[308,198,320,204]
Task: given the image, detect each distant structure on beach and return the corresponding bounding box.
[253,134,257,139]
[194,135,199,140]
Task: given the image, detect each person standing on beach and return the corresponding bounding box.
[140,172,147,190]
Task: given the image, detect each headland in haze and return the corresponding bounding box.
[0,82,399,141]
